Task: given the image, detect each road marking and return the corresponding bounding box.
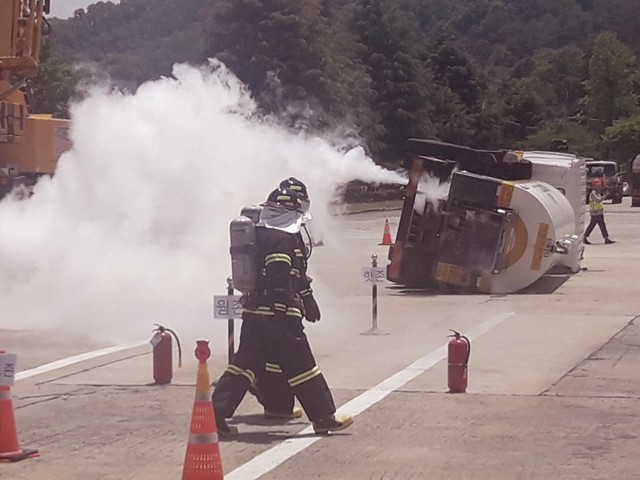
[15,340,148,381]
[226,312,513,480]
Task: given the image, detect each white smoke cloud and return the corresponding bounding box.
[413,173,451,215]
[0,60,405,344]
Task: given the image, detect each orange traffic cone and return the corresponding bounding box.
[379,219,393,245]
[182,340,223,480]
[0,385,38,462]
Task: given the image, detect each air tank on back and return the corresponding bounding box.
[229,206,262,294]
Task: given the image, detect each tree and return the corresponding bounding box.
[500,77,544,145]
[583,33,639,132]
[206,0,376,139]
[351,0,435,161]
[602,115,640,162]
[530,47,587,120]
[28,45,83,118]
[522,120,599,158]
[429,43,486,113]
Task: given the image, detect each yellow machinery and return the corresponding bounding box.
[0,0,71,197]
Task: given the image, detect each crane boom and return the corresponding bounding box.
[0,0,49,79]
[0,0,70,198]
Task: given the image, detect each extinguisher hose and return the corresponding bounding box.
[461,335,471,365]
[164,327,183,368]
[302,224,313,259]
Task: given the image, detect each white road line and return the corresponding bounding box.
[226,312,513,480]
[15,340,149,381]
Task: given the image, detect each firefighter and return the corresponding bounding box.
[212,187,353,436]
[254,177,320,420]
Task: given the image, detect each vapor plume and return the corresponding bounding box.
[0,60,405,345]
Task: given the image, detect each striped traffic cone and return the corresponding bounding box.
[182,340,224,480]
[0,384,38,462]
[379,219,393,245]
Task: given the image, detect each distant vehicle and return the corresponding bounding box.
[631,155,640,207]
[585,161,624,204]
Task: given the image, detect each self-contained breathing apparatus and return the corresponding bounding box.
[229,206,262,295]
[229,203,313,295]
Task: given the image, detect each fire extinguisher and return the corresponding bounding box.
[150,324,182,385]
[447,329,471,393]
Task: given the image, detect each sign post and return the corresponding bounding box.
[213,277,243,364]
[361,253,388,336]
[0,352,17,386]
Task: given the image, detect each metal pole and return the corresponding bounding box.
[371,254,378,331]
[361,253,387,336]
[226,277,235,364]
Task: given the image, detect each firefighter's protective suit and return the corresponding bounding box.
[253,178,321,417]
[212,188,337,432]
[255,228,320,416]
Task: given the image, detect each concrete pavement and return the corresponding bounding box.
[2,199,639,479]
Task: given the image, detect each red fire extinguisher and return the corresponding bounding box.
[447,329,471,393]
[150,324,182,385]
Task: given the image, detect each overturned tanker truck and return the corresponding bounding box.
[386,139,586,294]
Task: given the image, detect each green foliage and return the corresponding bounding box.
[50,0,210,85]
[521,120,600,158]
[602,115,640,161]
[35,0,640,162]
[530,47,587,119]
[583,33,639,131]
[350,0,436,162]
[501,78,545,144]
[28,45,84,118]
[429,43,486,113]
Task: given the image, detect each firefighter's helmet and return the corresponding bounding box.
[279,177,308,202]
[279,177,310,217]
[263,187,304,212]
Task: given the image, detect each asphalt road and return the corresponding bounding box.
[2,198,639,479]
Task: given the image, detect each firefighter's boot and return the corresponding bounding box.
[264,407,303,420]
[215,414,239,438]
[313,415,354,435]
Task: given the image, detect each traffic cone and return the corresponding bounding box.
[379,219,393,245]
[182,340,224,480]
[0,385,38,462]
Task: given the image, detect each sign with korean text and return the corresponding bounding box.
[361,266,387,284]
[0,353,17,386]
[213,295,243,319]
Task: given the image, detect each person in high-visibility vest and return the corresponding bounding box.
[584,178,615,245]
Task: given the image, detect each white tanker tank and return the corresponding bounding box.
[428,172,580,294]
[387,143,586,294]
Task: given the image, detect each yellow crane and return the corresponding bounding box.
[0,0,71,197]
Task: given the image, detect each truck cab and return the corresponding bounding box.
[630,155,640,207]
[585,160,623,204]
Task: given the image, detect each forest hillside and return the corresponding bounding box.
[37,0,640,166]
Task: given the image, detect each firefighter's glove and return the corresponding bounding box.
[303,295,321,323]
